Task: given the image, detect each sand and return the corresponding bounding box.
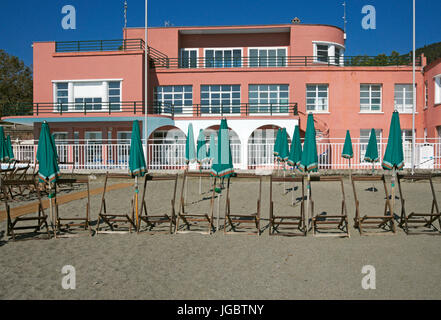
[1,173,441,300]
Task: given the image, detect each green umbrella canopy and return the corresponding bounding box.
[185,123,196,164]
[129,120,147,177]
[277,128,290,162]
[341,130,354,159]
[0,126,10,162]
[210,118,234,178]
[196,129,208,163]
[364,128,379,163]
[273,128,281,156]
[382,111,404,170]
[36,121,60,183]
[6,135,15,161]
[288,125,302,167]
[207,133,216,161]
[299,113,318,173]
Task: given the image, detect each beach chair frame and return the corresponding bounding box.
[1,179,51,240]
[54,178,92,237]
[95,173,136,234]
[309,175,350,238]
[351,175,396,236]
[397,174,440,235]
[269,175,306,236]
[224,174,262,236]
[175,171,216,235]
[137,174,179,234]
[5,164,32,199]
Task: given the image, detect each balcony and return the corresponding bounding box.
[150,55,422,70]
[1,102,298,118]
[55,39,145,52]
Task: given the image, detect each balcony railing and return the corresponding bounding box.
[1,102,298,118]
[55,39,145,52]
[150,55,422,69]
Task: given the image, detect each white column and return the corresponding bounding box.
[68,82,74,111]
[102,81,109,111]
[328,45,335,65]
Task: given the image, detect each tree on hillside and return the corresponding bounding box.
[0,50,33,117]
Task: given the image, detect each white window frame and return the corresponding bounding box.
[424,80,428,109]
[360,84,382,113]
[394,84,414,113]
[312,41,345,65]
[247,47,288,68]
[180,48,199,68]
[52,79,123,113]
[306,84,329,113]
[154,85,193,115]
[248,84,289,115]
[434,75,441,105]
[200,85,241,115]
[203,47,243,68]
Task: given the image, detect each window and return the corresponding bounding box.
[205,49,242,68]
[394,84,414,113]
[249,48,287,67]
[435,76,441,105]
[180,49,198,68]
[425,81,428,109]
[200,85,240,114]
[75,97,102,111]
[316,45,329,63]
[154,85,192,114]
[360,84,382,112]
[360,129,382,162]
[248,84,289,114]
[335,47,341,65]
[117,131,131,144]
[85,131,103,165]
[306,84,329,112]
[108,81,121,111]
[55,83,68,111]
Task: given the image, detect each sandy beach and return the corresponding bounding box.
[1,173,441,300]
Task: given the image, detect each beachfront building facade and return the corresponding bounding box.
[3,22,441,170]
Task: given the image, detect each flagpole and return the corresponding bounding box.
[411,0,416,175]
[144,0,148,167]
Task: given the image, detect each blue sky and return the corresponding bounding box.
[1,0,440,67]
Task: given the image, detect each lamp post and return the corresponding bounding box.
[144,0,148,162]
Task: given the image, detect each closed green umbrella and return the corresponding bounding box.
[210,118,234,231]
[210,118,234,179]
[288,125,302,204]
[6,135,14,162]
[341,130,353,176]
[207,133,216,163]
[277,128,289,162]
[0,126,10,163]
[36,121,60,236]
[196,129,207,194]
[185,123,196,165]
[129,120,147,228]
[288,125,302,168]
[382,111,404,216]
[299,113,318,234]
[364,128,379,163]
[273,128,281,157]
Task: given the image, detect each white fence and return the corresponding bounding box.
[11,140,441,171]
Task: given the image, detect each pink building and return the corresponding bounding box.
[3,22,441,170]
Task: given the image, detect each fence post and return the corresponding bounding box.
[134,101,136,114]
[84,101,86,115]
[36,103,39,116]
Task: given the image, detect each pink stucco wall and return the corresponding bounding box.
[423,58,441,140]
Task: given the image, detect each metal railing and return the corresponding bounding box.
[55,39,145,52]
[10,140,441,172]
[1,102,298,117]
[150,55,422,70]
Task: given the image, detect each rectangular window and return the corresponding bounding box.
[335,47,341,65]
[180,49,198,68]
[360,84,382,112]
[205,49,242,68]
[306,84,329,112]
[154,85,192,114]
[248,48,287,67]
[117,131,131,144]
[200,85,241,114]
[75,97,102,111]
[425,81,428,109]
[394,84,414,113]
[248,84,289,114]
[108,81,121,111]
[55,83,69,111]
[316,45,329,63]
[435,76,441,105]
[360,129,382,162]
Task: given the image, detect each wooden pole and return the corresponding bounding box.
[49,183,56,238]
[305,172,310,235]
[135,176,139,228]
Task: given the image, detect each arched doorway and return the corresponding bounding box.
[148,125,186,170]
[201,125,241,169]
